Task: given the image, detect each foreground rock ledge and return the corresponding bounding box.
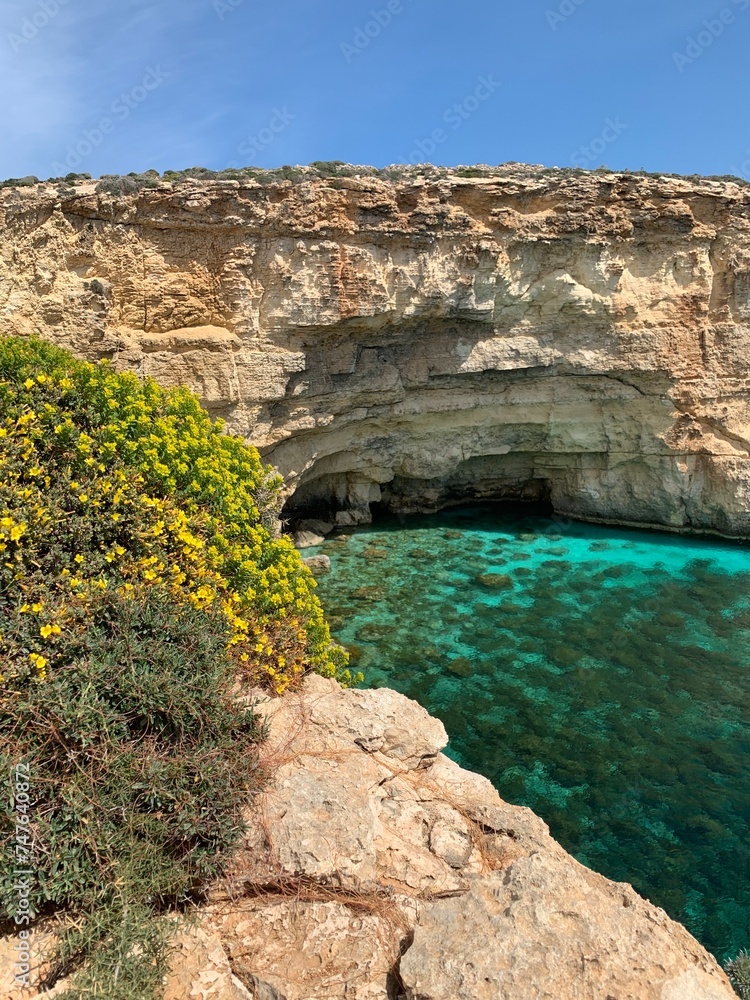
[2,676,733,1000]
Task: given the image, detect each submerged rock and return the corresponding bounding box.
[362,545,388,560]
[475,572,514,590]
[446,656,474,677]
[351,585,387,602]
[302,554,331,574]
[356,622,392,640]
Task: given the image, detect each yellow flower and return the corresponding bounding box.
[0,338,346,693]
[23,378,34,391]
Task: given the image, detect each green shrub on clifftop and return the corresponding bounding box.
[1,586,265,997]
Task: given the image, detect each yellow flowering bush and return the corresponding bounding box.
[0,336,350,693]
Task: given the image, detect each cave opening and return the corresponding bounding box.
[281,452,562,530]
[367,496,556,524]
[282,471,557,530]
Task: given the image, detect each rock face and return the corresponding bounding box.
[3,677,736,999]
[2,166,750,534]
[210,677,736,1000]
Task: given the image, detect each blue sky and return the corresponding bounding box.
[1,0,749,180]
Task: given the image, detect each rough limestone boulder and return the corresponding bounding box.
[206,676,735,1000]
[302,553,331,574]
[0,921,255,1000]
[291,529,325,549]
[163,926,254,1000]
[401,857,733,1000]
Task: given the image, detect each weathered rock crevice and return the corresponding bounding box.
[2,166,750,536]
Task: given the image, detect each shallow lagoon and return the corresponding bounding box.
[311,503,750,960]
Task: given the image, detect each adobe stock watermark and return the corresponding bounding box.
[51,66,169,174]
[214,0,244,20]
[12,762,34,990]
[227,106,296,166]
[547,0,588,31]
[398,74,501,165]
[341,0,413,62]
[570,117,628,168]
[730,148,750,182]
[673,0,749,72]
[7,0,71,53]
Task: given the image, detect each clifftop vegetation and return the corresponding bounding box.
[0,336,349,694]
[2,162,749,198]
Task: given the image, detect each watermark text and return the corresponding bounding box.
[673,0,749,71]
[228,106,296,166]
[51,66,169,173]
[341,1,413,61]
[571,117,628,168]
[547,0,588,31]
[12,762,34,989]
[398,74,500,164]
[7,0,71,53]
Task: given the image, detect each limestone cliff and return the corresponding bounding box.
[2,165,750,535]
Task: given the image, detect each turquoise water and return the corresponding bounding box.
[310,504,750,961]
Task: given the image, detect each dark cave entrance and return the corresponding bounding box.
[282,468,556,529]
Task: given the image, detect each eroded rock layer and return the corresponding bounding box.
[2,167,750,533]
